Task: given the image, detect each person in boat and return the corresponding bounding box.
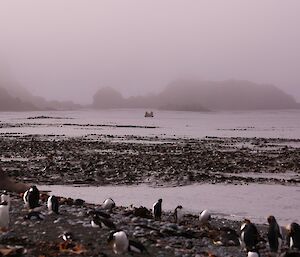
[0,166,29,193]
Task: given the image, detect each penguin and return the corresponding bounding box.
[0,201,9,230]
[247,250,260,257]
[1,191,10,208]
[107,230,129,254]
[286,222,300,250]
[107,230,147,254]
[128,239,148,253]
[152,198,162,220]
[267,215,283,253]
[60,232,75,242]
[174,205,184,224]
[87,209,111,219]
[91,213,116,229]
[199,209,211,224]
[102,198,115,211]
[240,219,260,252]
[24,185,40,209]
[24,211,44,221]
[47,195,59,214]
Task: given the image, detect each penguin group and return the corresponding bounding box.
[2,187,300,257]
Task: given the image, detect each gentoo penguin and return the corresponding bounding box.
[47,195,59,214]
[240,219,260,252]
[199,209,211,224]
[107,230,129,254]
[60,232,75,242]
[1,191,10,208]
[174,205,184,224]
[107,230,147,254]
[267,215,283,253]
[153,198,162,220]
[247,250,261,257]
[0,201,9,230]
[102,198,115,211]
[286,222,300,250]
[91,213,116,229]
[24,211,44,220]
[24,185,40,209]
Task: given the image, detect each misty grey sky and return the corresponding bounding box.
[0,0,300,103]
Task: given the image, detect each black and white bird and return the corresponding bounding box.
[107,230,147,254]
[24,185,40,209]
[267,215,283,253]
[47,195,59,214]
[24,211,44,221]
[91,213,116,229]
[240,219,260,252]
[174,205,184,224]
[1,191,10,208]
[87,209,111,219]
[247,250,261,257]
[0,201,9,230]
[199,209,211,224]
[60,232,75,242]
[152,198,162,220]
[286,222,300,250]
[102,198,115,211]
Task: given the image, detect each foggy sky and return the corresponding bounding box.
[0,0,300,103]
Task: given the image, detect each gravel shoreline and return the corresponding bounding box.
[0,134,299,256]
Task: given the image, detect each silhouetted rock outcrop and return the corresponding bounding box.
[92,80,299,111]
[0,87,39,111]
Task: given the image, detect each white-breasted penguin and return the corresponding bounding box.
[174,205,184,224]
[102,198,115,211]
[267,215,283,253]
[286,222,300,250]
[199,209,211,224]
[1,191,10,208]
[153,198,162,220]
[107,230,147,254]
[91,213,116,229]
[47,195,59,214]
[0,201,9,230]
[107,230,129,254]
[240,219,260,252]
[24,185,40,209]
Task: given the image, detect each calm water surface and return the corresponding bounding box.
[0,109,300,138]
[39,184,300,225]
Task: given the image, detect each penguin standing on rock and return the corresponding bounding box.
[174,205,184,224]
[24,186,40,209]
[47,195,59,214]
[240,219,260,252]
[153,198,162,221]
[267,215,283,253]
[286,222,300,250]
[1,191,10,208]
[0,201,9,230]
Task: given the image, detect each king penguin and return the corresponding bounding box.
[152,198,162,221]
[47,195,59,214]
[267,215,283,253]
[0,201,9,230]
